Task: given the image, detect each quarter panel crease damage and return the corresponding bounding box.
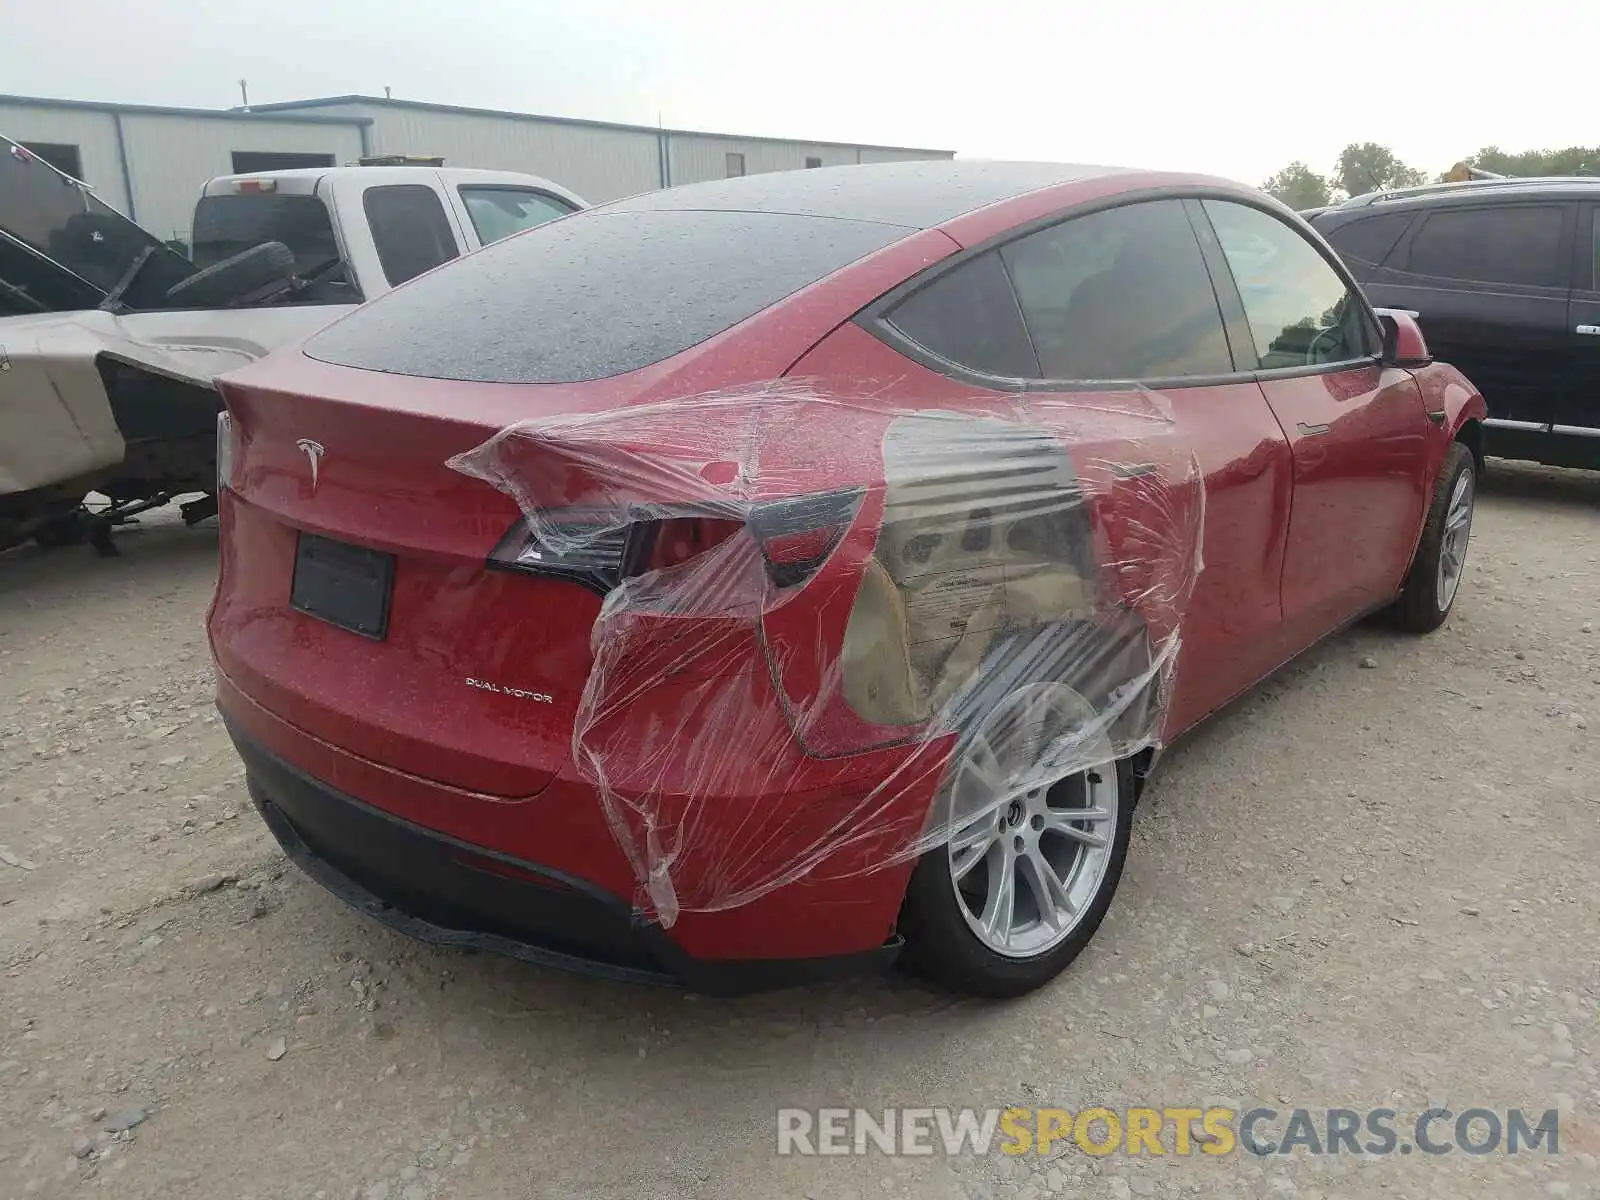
[449,381,1205,925]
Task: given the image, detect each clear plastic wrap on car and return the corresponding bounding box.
[449,382,1204,925]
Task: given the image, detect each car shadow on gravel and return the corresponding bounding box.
[0,514,217,601]
[188,868,1031,1144]
[226,543,1425,1065]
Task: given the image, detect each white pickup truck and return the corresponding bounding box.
[0,143,586,552]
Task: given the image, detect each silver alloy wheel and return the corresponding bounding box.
[944,684,1120,959]
[1437,464,1475,609]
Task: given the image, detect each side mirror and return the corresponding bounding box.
[1375,307,1432,368]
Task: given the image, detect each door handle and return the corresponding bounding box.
[1577,325,1600,336]
[1296,421,1333,436]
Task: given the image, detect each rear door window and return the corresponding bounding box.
[363,184,461,287]
[999,199,1234,381]
[458,187,577,245]
[1203,199,1377,369]
[1403,205,1568,288]
[883,199,1234,383]
[884,251,1039,378]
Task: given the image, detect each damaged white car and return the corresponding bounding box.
[0,138,585,553]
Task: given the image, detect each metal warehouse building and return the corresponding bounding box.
[0,93,954,245]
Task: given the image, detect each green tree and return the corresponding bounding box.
[1460,145,1600,177]
[1334,143,1426,198]
[1263,161,1333,210]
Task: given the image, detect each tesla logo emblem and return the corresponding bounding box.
[296,439,325,492]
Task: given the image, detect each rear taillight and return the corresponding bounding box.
[487,513,631,593]
[487,490,863,594]
[748,489,863,587]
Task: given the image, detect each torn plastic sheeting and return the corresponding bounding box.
[448,382,1204,924]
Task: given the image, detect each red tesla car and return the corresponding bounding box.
[209,162,1485,997]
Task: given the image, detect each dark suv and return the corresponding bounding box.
[1311,178,1600,470]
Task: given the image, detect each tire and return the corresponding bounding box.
[160,241,296,308]
[898,682,1137,999]
[1388,442,1475,633]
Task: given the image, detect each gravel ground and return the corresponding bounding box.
[1,460,1596,1200]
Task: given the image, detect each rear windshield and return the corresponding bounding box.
[192,193,340,275]
[305,209,903,384]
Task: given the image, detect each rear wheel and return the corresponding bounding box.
[1389,442,1475,633]
[899,683,1135,998]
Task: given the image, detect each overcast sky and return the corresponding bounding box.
[4,0,1592,185]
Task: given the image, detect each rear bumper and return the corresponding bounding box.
[230,722,902,995]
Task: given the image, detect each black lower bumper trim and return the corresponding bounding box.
[227,720,901,995]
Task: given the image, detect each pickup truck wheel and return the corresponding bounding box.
[161,241,296,308]
[899,683,1135,998]
[1389,442,1475,633]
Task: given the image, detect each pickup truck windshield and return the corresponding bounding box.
[458,187,576,245]
[192,194,341,276]
[0,139,192,306]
